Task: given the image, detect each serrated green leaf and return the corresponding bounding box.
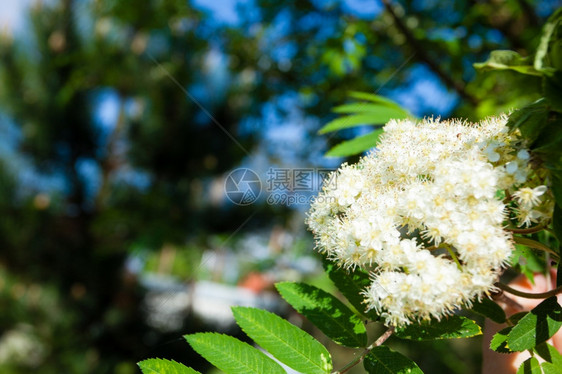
[535,342,562,365]
[474,50,541,76]
[517,357,542,374]
[275,282,368,347]
[231,307,332,374]
[319,108,409,134]
[184,333,285,374]
[540,343,562,374]
[509,312,529,326]
[470,298,506,323]
[395,316,482,341]
[490,326,514,354]
[138,359,200,374]
[363,346,424,374]
[507,297,562,351]
[542,362,562,374]
[323,260,379,320]
[325,129,383,157]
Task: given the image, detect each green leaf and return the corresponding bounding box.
[551,170,562,210]
[275,282,368,347]
[138,359,201,374]
[470,298,506,324]
[231,307,332,374]
[507,297,562,351]
[474,50,541,76]
[535,342,562,365]
[553,206,562,256]
[319,108,409,134]
[363,346,424,374]
[323,260,379,320]
[506,99,550,143]
[395,316,482,341]
[532,117,562,156]
[347,91,407,110]
[510,245,545,284]
[490,327,514,354]
[325,129,383,157]
[542,362,562,374]
[333,103,397,114]
[184,333,285,374]
[557,257,562,288]
[517,357,542,374]
[509,312,529,326]
[544,73,562,112]
[535,8,562,73]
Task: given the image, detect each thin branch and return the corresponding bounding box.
[372,326,396,346]
[496,282,562,299]
[333,326,396,374]
[380,0,478,106]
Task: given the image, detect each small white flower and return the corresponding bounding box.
[484,143,500,162]
[505,161,518,174]
[513,185,547,210]
[517,149,530,160]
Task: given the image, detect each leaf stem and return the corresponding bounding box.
[513,236,559,258]
[506,221,549,234]
[444,244,462,270]
[496,282,562,299]
[333,326,395,374]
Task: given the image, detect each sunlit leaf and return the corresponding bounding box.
[507,297,562,351]
[231,307,332,374]
[517,357,541,374]
[348,91,407,110]
[474,50,541,76]
[184,333,285,374]
[138,359,201,374]
[490,327,514,354]
[325,130,382,157]
[535,342,562,366]
[319,109,408,134]
[535,8,562,73]
[275,282,368,347]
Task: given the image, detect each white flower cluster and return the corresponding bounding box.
[307,116,552,327]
